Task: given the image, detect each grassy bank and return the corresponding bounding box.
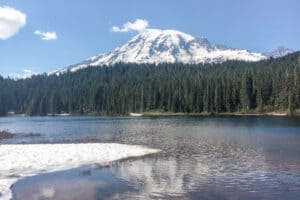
[142,110,300,117]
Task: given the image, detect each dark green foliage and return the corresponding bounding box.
[0,52,299,116]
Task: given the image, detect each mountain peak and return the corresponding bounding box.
[264,46,294,58]
[53,29,272,74]
[138,28,195,40]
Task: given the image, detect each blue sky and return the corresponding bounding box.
[0,0,299,77]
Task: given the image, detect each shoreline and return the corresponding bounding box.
[142,112,291,117]
[2,111,300,117]
[0,143,160,200]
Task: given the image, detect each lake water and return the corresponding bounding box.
[1,116,300,199]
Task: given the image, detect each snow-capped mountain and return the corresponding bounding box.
[263,46,294,58]
[53,29,270,74]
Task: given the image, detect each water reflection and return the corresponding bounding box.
[12,166,140,200]
[4,116,300,199]
[114,156,299,199]
[13,150,300,200]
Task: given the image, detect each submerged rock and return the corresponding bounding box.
[0,130,15,139]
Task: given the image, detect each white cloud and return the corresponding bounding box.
[34,30,57,40]
[0,6,26,40]
[112,19,148,33]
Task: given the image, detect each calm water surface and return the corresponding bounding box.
[0,116,299,199]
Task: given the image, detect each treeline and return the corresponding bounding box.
[0,52,299,116]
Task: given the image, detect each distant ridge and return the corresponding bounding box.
[263,46,294,58]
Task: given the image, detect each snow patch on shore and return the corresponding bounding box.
[0,143,160,200]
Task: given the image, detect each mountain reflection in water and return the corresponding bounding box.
[5,116,300,200]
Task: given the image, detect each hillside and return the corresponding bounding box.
[0,52,299,116]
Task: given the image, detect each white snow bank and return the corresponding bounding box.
[0,143,160,200]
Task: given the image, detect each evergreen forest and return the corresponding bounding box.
[0,52,299,116]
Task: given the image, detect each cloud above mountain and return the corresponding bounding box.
[0,6,26,40]
[34,30,57,40]
[112,19,148,32]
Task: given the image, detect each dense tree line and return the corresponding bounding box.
[0,52,299,116]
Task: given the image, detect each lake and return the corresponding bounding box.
[0,116,300,199]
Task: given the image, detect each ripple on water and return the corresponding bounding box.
[4,116,300,199]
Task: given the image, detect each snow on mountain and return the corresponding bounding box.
[263,46,294,58]
[52,29,269,74]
